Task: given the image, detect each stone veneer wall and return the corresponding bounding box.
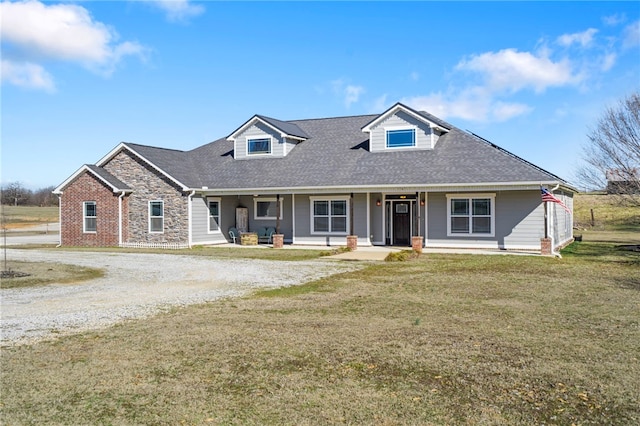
[103,151,188,245]
[60,173,124,247]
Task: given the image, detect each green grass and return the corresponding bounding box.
[573,193,640,232]
[1,242,638,425]
[0,260,104,289]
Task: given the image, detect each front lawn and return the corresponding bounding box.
[1,241,638,425]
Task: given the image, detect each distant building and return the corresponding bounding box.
[606,169,639,194]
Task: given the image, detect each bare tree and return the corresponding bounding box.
[0,181,29,206]
[577,91,640,205]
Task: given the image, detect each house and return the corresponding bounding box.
[53,102,576,254]
[606,168,639,194]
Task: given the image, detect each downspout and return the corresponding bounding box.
[187,190,196,248]
[118,190,126,247]
[550,183,562,258]
[56,193,62,247]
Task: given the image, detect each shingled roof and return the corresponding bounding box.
[98,110,572,193]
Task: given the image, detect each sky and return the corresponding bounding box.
[1,0,639,190]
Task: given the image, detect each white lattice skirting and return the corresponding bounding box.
[120,242,189,250]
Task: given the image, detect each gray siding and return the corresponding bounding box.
[190,196,227,245]
[293,193,370,246]
[234,123,286,159]
[370,192,384,244]
[426,190,544,250]
[369,111,435,152]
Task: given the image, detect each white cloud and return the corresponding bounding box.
[557,28,598,48]
[622,20,640,50]
[1,59,55,92]
[147,0,204,23]
[402,89,532,123]
[369,94,389,113]
[344,85,365,108]
[600,52,617,72]
[455,48,579,93]
[603,13,626,26]
[0,0,146,90]
[330,79,365,108]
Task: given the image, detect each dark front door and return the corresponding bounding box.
[393,201,411,246]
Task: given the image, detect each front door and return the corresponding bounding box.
[393,201,411,246]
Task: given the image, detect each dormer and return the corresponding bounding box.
[226,115,309,159]
[361,102,450,153]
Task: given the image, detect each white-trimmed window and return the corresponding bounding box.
[386,127,416,148]
[310,197,349,234]
[247,136,272,155]
[149,200,164,233]
[446,194,495,237]
[83,201,97,233]
[208,199,221,233]
[254,198,282,220]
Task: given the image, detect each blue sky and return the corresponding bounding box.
[2,1,639,190]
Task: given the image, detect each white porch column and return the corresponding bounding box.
[291,193,296,244]
[366,192,371,245]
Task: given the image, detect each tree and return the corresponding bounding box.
[577,91,640,205]
[0,181,29,206]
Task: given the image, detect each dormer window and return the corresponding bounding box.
[247,137,272,155]
[386,128,416,149]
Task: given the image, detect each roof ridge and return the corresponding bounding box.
[123,141,185,153]
[288,113,379,123]
[465,130,569,184]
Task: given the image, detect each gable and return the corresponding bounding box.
[53,164,131,194]
[227,115,309,160]
[367,110,440,152]
[362,102,449,153]
[232,121,293,159]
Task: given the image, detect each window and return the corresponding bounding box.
[149,201,164,233]
[254,198,282,220]
[83,201,96,233]
[208,200,220,232]
[247,137,271,155]
[311,197,348,234]
[447,194,495,237]
[386,128,415,148]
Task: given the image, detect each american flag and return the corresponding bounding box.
[541,187,571,214]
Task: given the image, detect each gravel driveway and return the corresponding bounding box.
[1,249,361,346]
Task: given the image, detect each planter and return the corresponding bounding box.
[346,235,358,251]
[272,234,284,249]
[240,232,257,245]
[411,236,424,253]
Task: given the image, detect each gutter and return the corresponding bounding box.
[191,180,570,197]
[549,183,563,258]
[56,193,62,248]
[118,190,126,246]
[187,190,196,248]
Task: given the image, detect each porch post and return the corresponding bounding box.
[416,191,421,236]
[276,194,281,234]
[346,192,358,250]
[349,192,354,236]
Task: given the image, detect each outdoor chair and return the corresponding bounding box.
[228,227,239,244]
[257,227,275,244]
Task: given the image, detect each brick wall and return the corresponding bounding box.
[103,150,189,245]
[60,173,124,247]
